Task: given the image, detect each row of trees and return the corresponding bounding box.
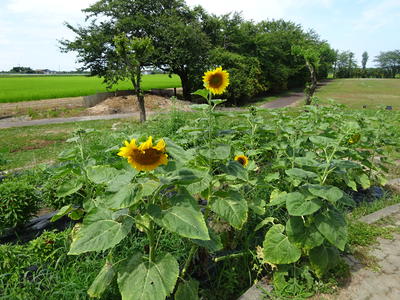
[333,50,400,78]
[61,0,336,120]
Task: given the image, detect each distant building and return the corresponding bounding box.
[35,69,57,75]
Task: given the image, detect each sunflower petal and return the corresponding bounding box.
[154,139,166,152]
[139,136,153,151]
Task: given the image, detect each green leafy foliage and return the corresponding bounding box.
[263,225,301,264]
[117,253,179,300]
[0,179,40,230]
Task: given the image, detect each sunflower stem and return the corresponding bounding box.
[148,221,155,262]
[181,245,198,279]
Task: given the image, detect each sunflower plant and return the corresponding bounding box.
[56,64,399,299]
[63,68,256,300]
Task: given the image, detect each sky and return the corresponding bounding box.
[0,0,399,71]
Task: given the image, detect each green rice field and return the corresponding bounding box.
[0,74,181,103]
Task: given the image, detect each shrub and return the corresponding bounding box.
[0,179,40,230]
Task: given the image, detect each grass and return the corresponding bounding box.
[0,109,277,171]
[315,78,400,109]
[0,74,181,103]
[0,118,138,170]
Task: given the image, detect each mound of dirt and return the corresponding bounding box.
[85,94,191,115]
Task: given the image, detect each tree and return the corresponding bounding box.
[208,48,264,105]
[114,34,154,122]
[361,51,369,70]
[374,50,400,78]
[10,66,35,73]
[334,51,357,78]
[152,8,211,100]
[291,29,336,105]
[60,0,210,102]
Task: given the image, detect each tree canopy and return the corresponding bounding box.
[61,0,337,105]
[374,50,400,78]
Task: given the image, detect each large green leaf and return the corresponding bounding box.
[286,217,324,249]
[307,185,343,203]
[221,161,248,181]
[267,190,288,207]
[107,170,136,192]
[309,245,339,278]
[87,261,116,298]
[106,183,140,209]
[163,168,201,185]
[192,89,209,101]
[69,217,133,255]
[149,190,209,240]
[315,209,347,251]
[58,147,79,161]
[175,278,199,300]
[356,173,371,189]
[211,191,248,229]
[163,138,194,164]
[187,172,212,195]
[213,144,231,160]
[263,224,301,264]
[51,204,73,222]
[83,206,113,225]
[309,136,336,147]
[286,193,322,216]
[118,253,179,300]
[294,157,320,167]
[192,228,223,252]
[87,166,120,184]
[57,177,83,197]
[285,168,318,179]
[137,180,160,197]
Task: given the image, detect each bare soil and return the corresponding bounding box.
[85,94,191,115]
[0,97,84,117]
[9,139,63,153]
[0,93,191,120]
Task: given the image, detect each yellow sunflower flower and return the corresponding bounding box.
[348,133,361,145]
[117,136,168,171]
[234,155,249,167]
[203,67,229,95]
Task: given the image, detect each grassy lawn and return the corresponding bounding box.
[0,118,138,170]
[0,74,181,103]
[315,79,400,109]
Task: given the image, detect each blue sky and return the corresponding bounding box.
[0,0,399,71]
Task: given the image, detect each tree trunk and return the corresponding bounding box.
[137,94,146,122]
[178,71,192,101]
[305,60,317,105]
[132,67,146,123]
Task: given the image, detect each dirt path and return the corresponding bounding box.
[260,92,304,108]
[0,90,306,129]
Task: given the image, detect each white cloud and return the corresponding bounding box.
[354,0,400,31]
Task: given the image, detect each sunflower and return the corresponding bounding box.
[234,155,249,167]
[203,67,229,95]
[348,133,361,145]
[117,136,168,171]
